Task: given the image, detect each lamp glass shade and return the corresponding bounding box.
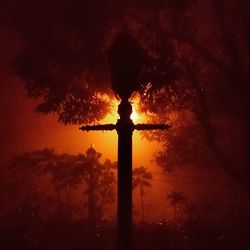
[107,29,146,99]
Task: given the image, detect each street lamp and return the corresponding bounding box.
[107,29,145,250]
[107,28,146,100]
[86,144,98,162]
[85,144,99,221]
[80,28,170,250]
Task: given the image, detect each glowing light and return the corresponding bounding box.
[131,108,139,122]
[130,92,144,123]
[101,94,146,124]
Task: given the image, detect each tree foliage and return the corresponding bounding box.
[0,148,116,220]
[2,0,250,191]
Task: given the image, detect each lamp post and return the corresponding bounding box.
[80,29,170,250]
[86,144,98,161]
[86,145,98,221]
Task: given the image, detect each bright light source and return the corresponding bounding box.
[130,110,139,122]
[100,97,145,124]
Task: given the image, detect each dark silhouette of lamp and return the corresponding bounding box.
[107,29,146,100]
[86,144,98,161]
[80,28,170,250]
[85,145,99,220]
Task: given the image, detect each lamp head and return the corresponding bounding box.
[107,27,146,100]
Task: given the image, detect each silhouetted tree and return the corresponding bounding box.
[97,159,117,218]
[45,146,116,220]
[53,146,116,220]
[1,149,56,216]
[133,166,153,223]
[1,147,116,221]
[139,0,250,193]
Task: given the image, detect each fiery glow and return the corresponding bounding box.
[130,93,145,123]
[130,109,139,122]
[101,98,119,124]
[102,95,145,124]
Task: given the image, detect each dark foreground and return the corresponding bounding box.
[1,215,250,250]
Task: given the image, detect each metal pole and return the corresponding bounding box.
[79,100,170,250]
[117,99,133,250]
